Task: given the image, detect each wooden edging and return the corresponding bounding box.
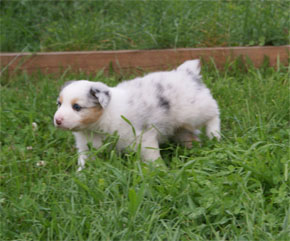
[0,46,289,75]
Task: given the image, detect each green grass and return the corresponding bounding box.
[0,63,289,240]
[1,0,289,52]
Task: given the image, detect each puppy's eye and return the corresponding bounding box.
[72,103,82,111]
[57,101,61,107]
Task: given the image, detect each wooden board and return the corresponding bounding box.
[1,46,289,75]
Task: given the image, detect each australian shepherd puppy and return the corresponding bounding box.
[54,60,220,171]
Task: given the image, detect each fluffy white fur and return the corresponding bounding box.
[54,60,220,171]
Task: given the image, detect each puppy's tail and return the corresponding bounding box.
[176,59,201,76]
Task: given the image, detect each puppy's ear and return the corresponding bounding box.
[90,87,111,108]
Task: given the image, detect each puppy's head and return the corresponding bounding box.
[53,80,111,131]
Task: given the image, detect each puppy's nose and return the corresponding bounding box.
[55,117,63,126]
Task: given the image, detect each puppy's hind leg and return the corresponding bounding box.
[206,115,221,141]
[173,128,200,148]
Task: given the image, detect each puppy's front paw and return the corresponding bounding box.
[77,165,85,172]
[77,153,87,172]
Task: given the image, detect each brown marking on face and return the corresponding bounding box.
[59,95,63,103]
[80,106,103,125]
[71,98,80,106]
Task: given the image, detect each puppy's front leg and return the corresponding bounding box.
[73,132,88,171]
[139,129,161,161]
[77,153,87,172]
[74,132,102,171]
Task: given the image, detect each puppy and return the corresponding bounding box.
[54,60,220,171]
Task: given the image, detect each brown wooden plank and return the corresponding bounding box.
[0,46,289,75]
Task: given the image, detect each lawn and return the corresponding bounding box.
[0,62,289,240]
[1,0,288,52]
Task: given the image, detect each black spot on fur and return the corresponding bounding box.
[89,88,104,105]
[90,88,100,95]
[88,88,99,104]
[158,95,170,111]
